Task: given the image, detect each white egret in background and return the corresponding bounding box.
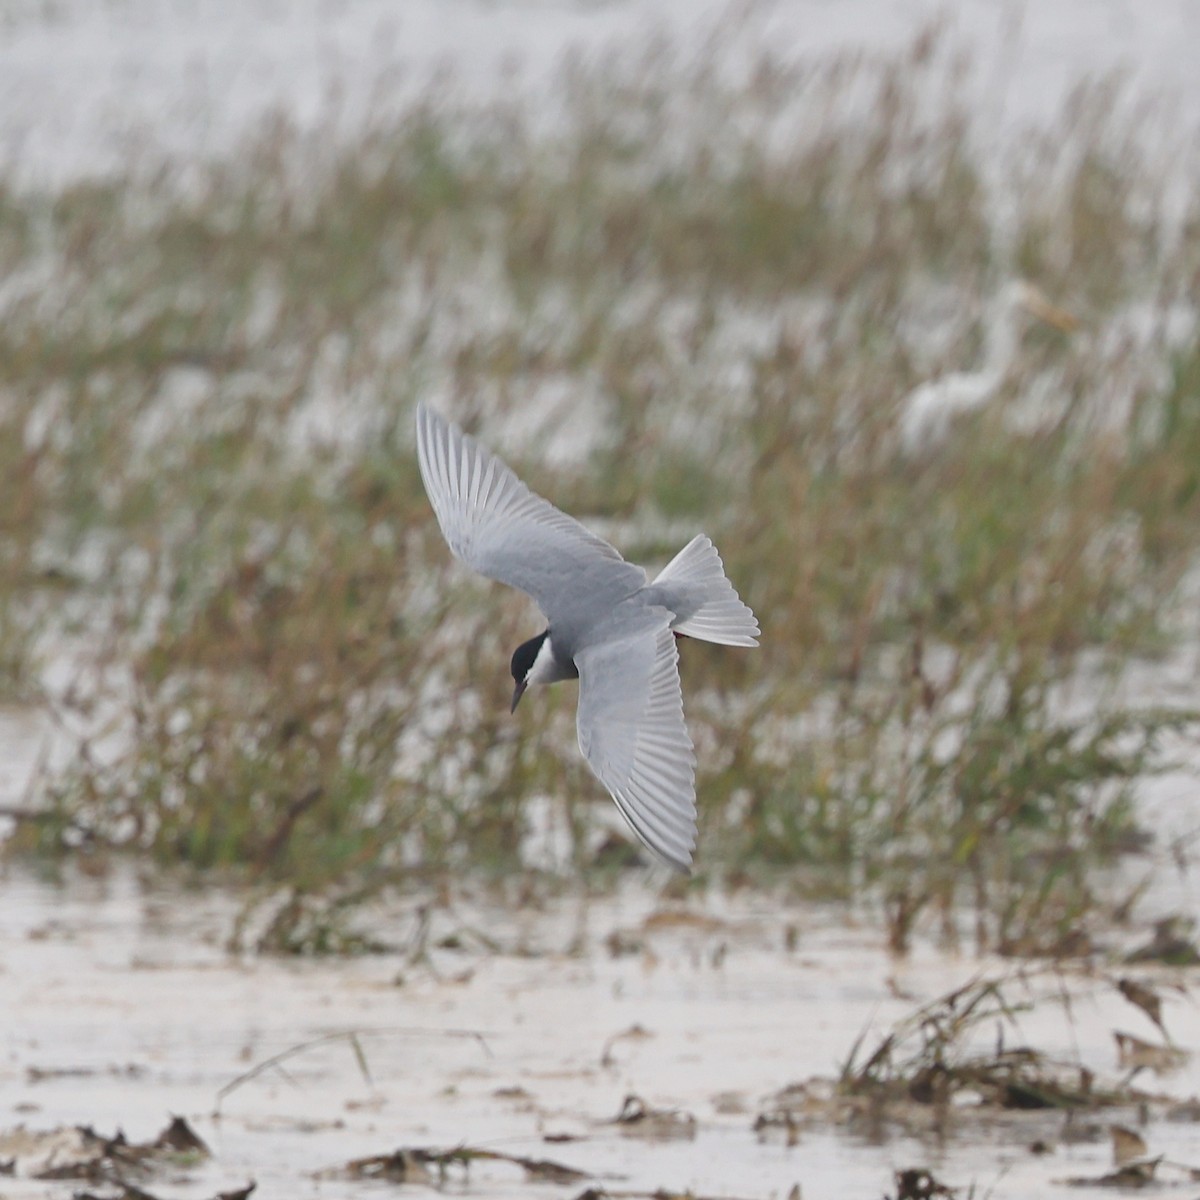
[897,280,1079,455]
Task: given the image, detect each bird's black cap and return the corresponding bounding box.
[510,631,548,683]
[510,630,548,712]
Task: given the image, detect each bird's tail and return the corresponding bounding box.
[653,535,760,647]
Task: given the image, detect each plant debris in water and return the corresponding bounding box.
[1059,1121,1200,1188]
[334,1144,592,1186]
[0,1118,247,1199]
[834,972,1168,1128]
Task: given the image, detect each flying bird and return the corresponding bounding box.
[415,404,759,872]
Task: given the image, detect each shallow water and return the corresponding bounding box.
[1,865,1197,1199]
[3,0,1200,188]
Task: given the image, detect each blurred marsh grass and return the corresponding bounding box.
[2,27,1199,951]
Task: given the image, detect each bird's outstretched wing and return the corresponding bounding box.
[575,616,697,872]
[416,404,645,625]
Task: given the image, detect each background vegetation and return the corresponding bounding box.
[2,29,1198,952]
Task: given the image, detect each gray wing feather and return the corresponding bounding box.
[576,618,697,872]
[416,404,645,626]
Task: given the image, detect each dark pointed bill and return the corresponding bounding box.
[510,679,528,713]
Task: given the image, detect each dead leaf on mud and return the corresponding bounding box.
[333,1144,591,1186]
[215,1186,257,1200]
[1113,1031,1190,1074]
[153,1116,210,1156]
[1059,1124,1200,1189]
[1109,1123,1148,1166]
[335,1150,434,1185]
[1115,978,1168,1038]
[1061,1156,1163,1188]
[611,1094,697,1141]
[887,1167,956,1199]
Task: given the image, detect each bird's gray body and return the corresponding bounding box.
[415,403,759,871]
[540,577,723,670]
